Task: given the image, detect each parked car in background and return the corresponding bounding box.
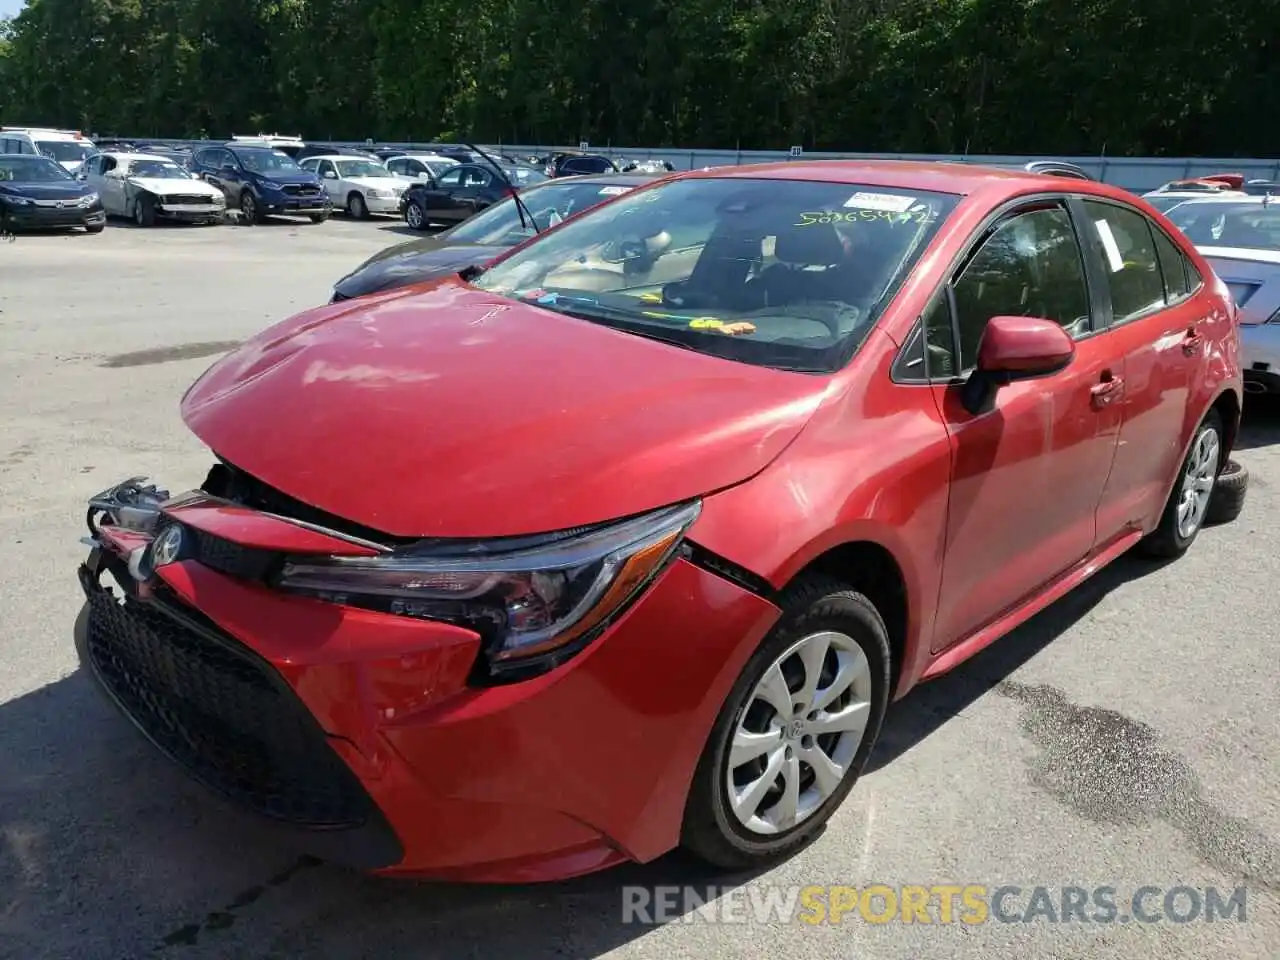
[230,133,307,158]
[621,159,676,174]
[398,161,546,229]
[544,152,619,177]
[295,144,381,162]
[331,173,659,301]
[0,127,99,174]
[1143,173,1248,212]
[80,152,225,226]
[1166,195,1280,394]
[298,154,407,218]
[76,161,1245,884]
[189,143,331,224]
[0,153,105,232]
[385,152,460,182]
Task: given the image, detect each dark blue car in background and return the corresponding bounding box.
[0,154,106,233]
[188,143,332,224]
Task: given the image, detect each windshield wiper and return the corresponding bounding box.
[467,142,539,237]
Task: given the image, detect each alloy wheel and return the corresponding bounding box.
[726,630,872,835]
[1176,425,1220,539]
[405,202,424,230]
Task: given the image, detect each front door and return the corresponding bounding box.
[930,200,1124,651]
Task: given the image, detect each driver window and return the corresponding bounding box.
[317,160,335,178]
[101,156,118,174]
[462,168,491,187]
[386,158,404,175]
[939,206,1092,376]
[437,167,463,187]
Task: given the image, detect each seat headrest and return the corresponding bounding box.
[773,221,845,266]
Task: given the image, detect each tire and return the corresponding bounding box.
[680,574,890,871]
[1204,458,1248,526]
[1136,409,1223,558]
[347,192,369,219]
[404,200,426,231]
[133,194,156,227]
[84,222,105,234]
[239,190,262,225]
[308,211,330,224]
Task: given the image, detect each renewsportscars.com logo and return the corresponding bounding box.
[621,884,1250,925]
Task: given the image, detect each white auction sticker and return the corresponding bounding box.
[598,186,630,195]
[844,192,915,213]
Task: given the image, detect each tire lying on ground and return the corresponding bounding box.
[1205,459,1248,526]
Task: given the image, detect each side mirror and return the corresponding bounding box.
[961,315,1074,415]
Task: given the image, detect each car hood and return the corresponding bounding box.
[130,177,222,197]
[332,240,507,299]
[181,282,829,538]
[256,170,320,185]
[0,182,91,201]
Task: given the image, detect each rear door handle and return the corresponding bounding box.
[1091,372,1124,408]
[1183,326,1203,355]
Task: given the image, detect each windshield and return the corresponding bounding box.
[1143,195,1192,213]
[237,149,303,173]
[0,155,74,182]
[130,160,194,180]
[470,177,960,372]
[448,181,643,244]
[1167,201,1280,252]
[505,166,548,185]
[35,140,95,163]
[335,159,391,179]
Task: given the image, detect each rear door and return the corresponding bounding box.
[1072,198,1208,541]
[926,198,1125,651]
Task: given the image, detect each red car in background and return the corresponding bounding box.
[76,160,1246,882]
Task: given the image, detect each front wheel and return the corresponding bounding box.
[404,200,427,231]
[681,574,890,870]
[1137,410,1223,558]
[309,210,330,224]
[239,190,262,225]
[347,192,369,219]
[133,194,156,227]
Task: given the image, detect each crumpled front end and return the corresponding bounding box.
[74,470,781,881]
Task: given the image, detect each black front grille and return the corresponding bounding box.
[282,184,321,196]
[82,578,376,828]
[161,194,215,205]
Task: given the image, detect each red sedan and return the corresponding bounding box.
[76,160,1247,882]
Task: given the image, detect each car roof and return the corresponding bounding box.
[105,152,183,163]
[538,172,661,187]
[1197,245,1280,266]
[303,154,380,162]
[671,159,1134,201]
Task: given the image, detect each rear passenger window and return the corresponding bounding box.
[1151,226,1192,302]
[1081,201,1166,322]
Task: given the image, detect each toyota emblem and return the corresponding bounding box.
[150,524,185,568]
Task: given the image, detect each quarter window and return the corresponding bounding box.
[1081,200,1166,323]
[1151,225,1193,302]
[935,206,1092,375]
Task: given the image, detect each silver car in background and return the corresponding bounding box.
[1166,194,1280,394]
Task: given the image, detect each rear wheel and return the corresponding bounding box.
[1137,410,1223,558]
[681,574,890,870]
[1204,458,1248,526]
[404,200,426,231]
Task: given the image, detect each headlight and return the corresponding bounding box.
[79,192,99,207]
[5,195,32,206]
[277,501,700,678]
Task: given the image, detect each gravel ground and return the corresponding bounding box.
[1,217,1278,960]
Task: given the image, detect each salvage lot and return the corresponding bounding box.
[2,220,1279,959]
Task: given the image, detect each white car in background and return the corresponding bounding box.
[384,152,459,183]
[1165,193,1280,394]
[1143,173,1250,212]
[0,126,99,174]
[299,154,407,218]
[80,151,225,225]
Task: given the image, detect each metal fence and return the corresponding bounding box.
[118,136,1280,193]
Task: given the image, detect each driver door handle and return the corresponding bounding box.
[1091,371,1124,409]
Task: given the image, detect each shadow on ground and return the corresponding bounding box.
[1235,394,1280,450]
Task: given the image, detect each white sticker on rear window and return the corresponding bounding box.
[843,192,915,213]
[598,185,630,195]
[1094,219,1125,272]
